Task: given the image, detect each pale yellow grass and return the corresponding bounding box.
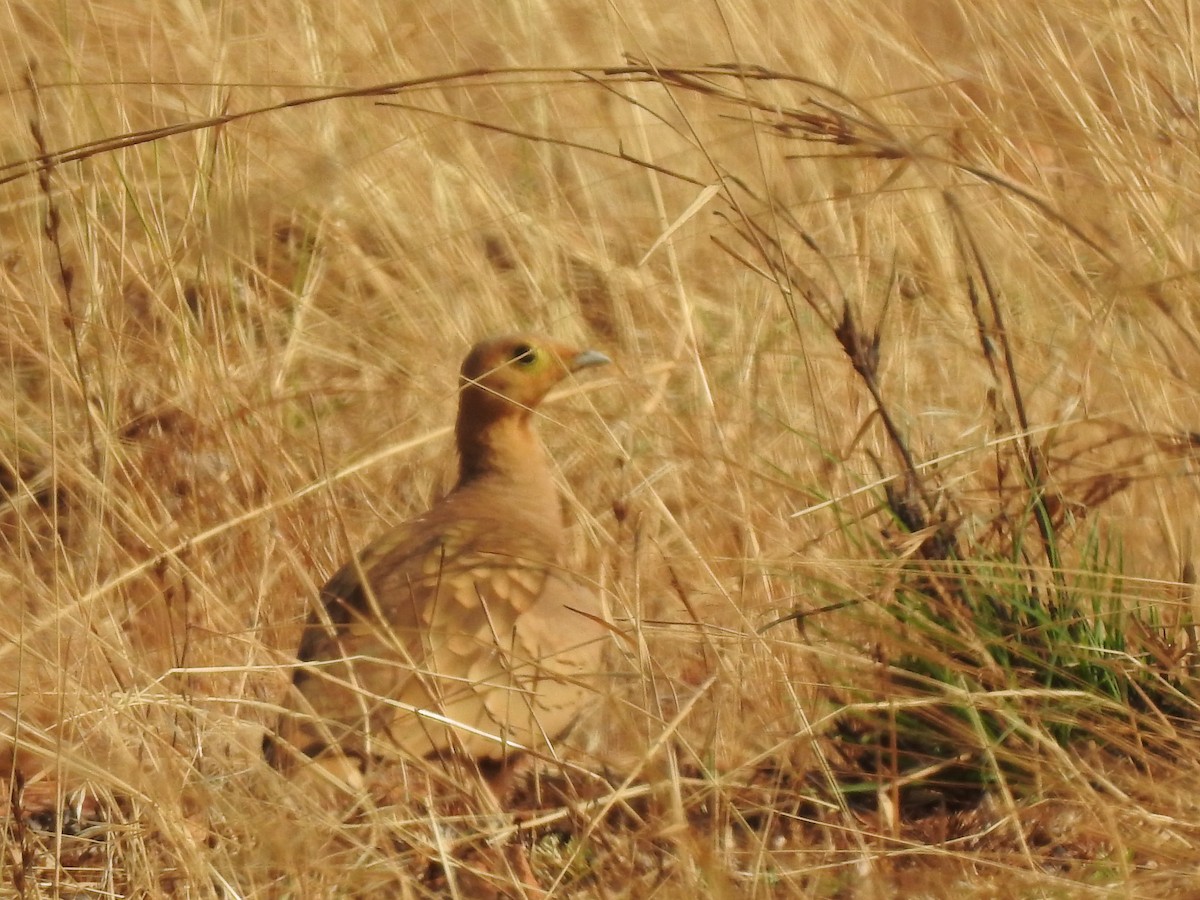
[0,0,1198,896]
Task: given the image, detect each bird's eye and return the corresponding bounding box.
[510,344,537,366]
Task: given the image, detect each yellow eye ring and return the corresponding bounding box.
[510,344,537,366]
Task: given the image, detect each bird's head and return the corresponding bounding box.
[455,333,609,486]
[459,334,610,414]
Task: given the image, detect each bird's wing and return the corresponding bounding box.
[278,517,606,764]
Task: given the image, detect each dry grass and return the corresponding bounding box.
[1,0,1200,896]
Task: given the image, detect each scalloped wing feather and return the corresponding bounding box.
[278,525,605,764]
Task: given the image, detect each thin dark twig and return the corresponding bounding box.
[945,191,1060,573]
[25,66,99,474]
[375,99,708,189]
[0,63,828,186]
[727,210,841,330]
[832,299,941,526]
[6,770,32,899]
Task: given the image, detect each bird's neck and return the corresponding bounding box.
[453,392,566,547]
[456,406,556,496]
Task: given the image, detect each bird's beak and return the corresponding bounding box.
[569,349,611,372]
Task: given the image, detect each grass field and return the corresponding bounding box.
[2,1,1200,896]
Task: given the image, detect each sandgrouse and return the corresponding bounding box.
[265,334,609,789]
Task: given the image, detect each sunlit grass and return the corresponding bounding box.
[0,1,1199,896]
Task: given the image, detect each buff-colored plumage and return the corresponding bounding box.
[265,334,609,782]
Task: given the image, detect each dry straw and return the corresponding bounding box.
[1,2,1199,895]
